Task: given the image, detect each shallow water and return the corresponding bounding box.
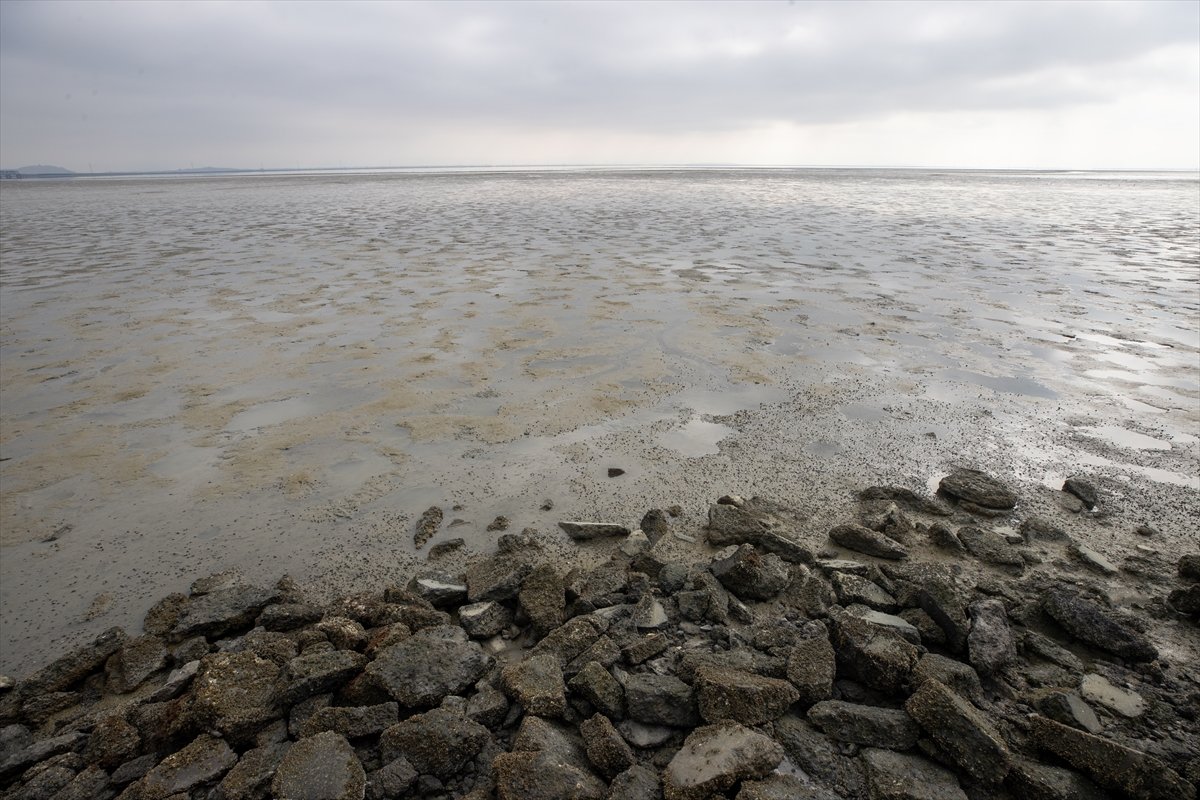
[1,168,1198,675]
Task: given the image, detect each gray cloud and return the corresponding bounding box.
[1,0,1196,169]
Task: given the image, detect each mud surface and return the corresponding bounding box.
[1,168,1197,676]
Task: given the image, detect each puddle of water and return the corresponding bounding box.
[839,402,887,423]
[1082,426,1172,451]
[940,369,1057,399]
[226,397,318,432]
[1075,452,1199,490]
[656,417,733,457]
[671,386,788,416]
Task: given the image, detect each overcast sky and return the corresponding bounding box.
[1,0,1196,171]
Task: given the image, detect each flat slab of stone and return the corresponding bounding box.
[807,700,919,750]
[1042,588,1157,662]
[904,678,1010,784]
[137,734,237,798]
[271,731,365,800]
[365,627,492,708]
[663,721,784,800]
[558,521,630,541]
[861,748,968,800]
[501,652,567,718]
[694,666,800,725]
[938,469,1017,510]
[829,524,908,560]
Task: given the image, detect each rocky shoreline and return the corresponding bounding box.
[1,469,1197,800]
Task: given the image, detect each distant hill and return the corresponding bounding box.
[15,165,74,175]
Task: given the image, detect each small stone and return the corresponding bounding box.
[694,666,800,725]
[502,653,567,717]
[1135,523,1159,537]
[458,601,512,639]
[828,606,920,696]
[408,576,468,608]
[608,467,626,478]
[366,758,417,800]
[257,603,323,632]
[1062,477,1099,510]
[20,626,128,695]
[640,509,670,544]
[191,652,282,746]
[519,563,566,640]
[1070,542,1119,575]
[215,742,290,800]
[967,598,1017,677]
[84,715,141,770]
[136,734,237,797]
[956,526,1024,572]
[1021,516,1070,542]
[487,515,510,531]
[710,544,790,601]
[414,506,444,548]
[580,713,635,778]
[558,521,631,541]
[829,524,909,559]
[1036,690,1102,734]
[569,661,625,720]
[280,650,367,705]
[846,606,921,645]
[624,673,699,728]
[910,654,981,700]
[493,750,605,800]
[427,537,465,558]
[608,765,662,800]
[832,572,898,612]
[299,702,399,739]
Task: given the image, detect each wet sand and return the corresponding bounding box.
[1,169,1197,676]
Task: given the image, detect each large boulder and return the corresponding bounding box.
[191,652,282,746]
[578,713,635,779]
[786,628,836,706]
[493,749,605,800]
[130,734,237,798]
[967,598,1017,676]
[171,586,280,639]
[365,626,492,708]
[663,722,784,800]
[1042,589,1157,662]
[828,606,920,696]
[502,653,567,718]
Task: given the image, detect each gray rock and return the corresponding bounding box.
[299,702,399,739]
[938,469,1017,510]
[828,606,920,696]
[457,601,512,639]
[493,749,605,800]
[104,635,168,694]
[465,553,535,602]
[84,715,140,770]
[904,678,1010,784]
[558,521,630,541]
[1006,754,1108,800]
[927,522,965,552]
[858,485,954,517]
[44,764,110,800]
[829,524,909,559]
[860,748,968,800]
[1069,543,1119,575]
[0,724,32,763]
[365,626,492,708]
[408,576,468,608]
[706,503,812,563]
[807,700,919,750]
[832,573,899,612]
[847,605,921,645]
[1168,584,1200,617]
[624,673,699,728]
[191,652,282,746]
[1036,690,1102,734]
[662,721,784,800]
[694,666,799,725]
[414,506,443,549]
[1042,588,1157,662]
[607,764,661,800]
[531,614,608,665]
[280,650,367,705]
[135,734,237,797]
[774,715,867,799]
[1179,553,1200,581]
[519,564,566,640]
[786,628,836,706]
[1021,517,1070,542]
[816,558,872,576]
[1079,673,1145,718]
[466,686,509,729]
[379,707,490,779]
[213,742,289,800]
[171,586,280,640]
[315,617,368,651]
[967,598,1017,676]
[257,603,323,632]
[918,573,972,653]
[568,661,624,719]
[0,732,86,784]
[640,509,670,544]
[146,658,200,703]
[501,653,567,717]
[737,774,842,800]
[580,713,635,779]
[110,754,158,786]
[1031,714,1195,800]
[956,526,1024,572]
[271,731,365,800]
[365,758,417,800]
[631,594,670,630]
[910,654,981,700]
[19,627,127,695]
[710,544,790,601]
[143,593,187,637]
[618,719,675,748]
[1062,477,1099,510]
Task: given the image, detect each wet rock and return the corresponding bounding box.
[694,666,799,725]
[618,719,674,749]
[213,742,289,800]
[191,652,282,746]
[492,749,605,800]
[315,617,367,651]
[132,734,237,798]
[918,574,972,653]
[427,538,465,559]
[408,576,468,608]
[19,627,127,696]
[927,522,964,553]
[1020,516,1070,542]
[146,659,200,703]
[832,573,899,612]
[84,715,140,770]
[860,748,968,800]
[774,716,867,799]
[898,608,944,645]
[631,594,670,630]
[624,673,700,728]
[380,707,490,779]
[257,603,323,632]
[938,469,1017,510]
[829,524,909,560]
[1036,690,1102,734]
[847,606,921,645]
[910,654,981,700]
[365,626,492,708]
[487,514,511,530]
[967,598,1017,677]
[1006,755,1109,800]
[414,506,443,548]
[1042,588,1157,662]
[531,614,608,665]
[502,653,567,717]
[568,661,624,719]
[558,521,630,541]
[104,634,168,695]
[662,721,784,800]
[607,764,661,800]
[858,485,954,517]
[143,594,188,637]
[466,686,509,730]
[458,601,512,639]
[816,558,872,576]
[46,765,110,800]
[621,529,652,557]
[736,774,839,800]
[1168,584,1200,617]
[1057,492,1085,513]
[706,503,812,563]
[1069,542,1119,575]
[1031,715,1196,800]
[1062,477,1099,510]
[1079,673,1145,718]
[519,564,566,640]
[710,544,790,601]
[706,503,768,542]
[1179,554,1200,581]
[10,762,78,800]
[786,630,836,707]
[171,586,280,640]
[640,509,670,544]
[905,678,1010,784]
[579,713,635,779]
[21,690,79,724]
[110,754,158,786]
[365,758,417,800]
[807,700,919,750]
[299,702,399,739]
[280,650,367,705]
[271,731,365,800]
[828,606,920,696]
[956,526,1025,572]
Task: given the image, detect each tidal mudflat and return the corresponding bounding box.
[1,169,1197,675]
